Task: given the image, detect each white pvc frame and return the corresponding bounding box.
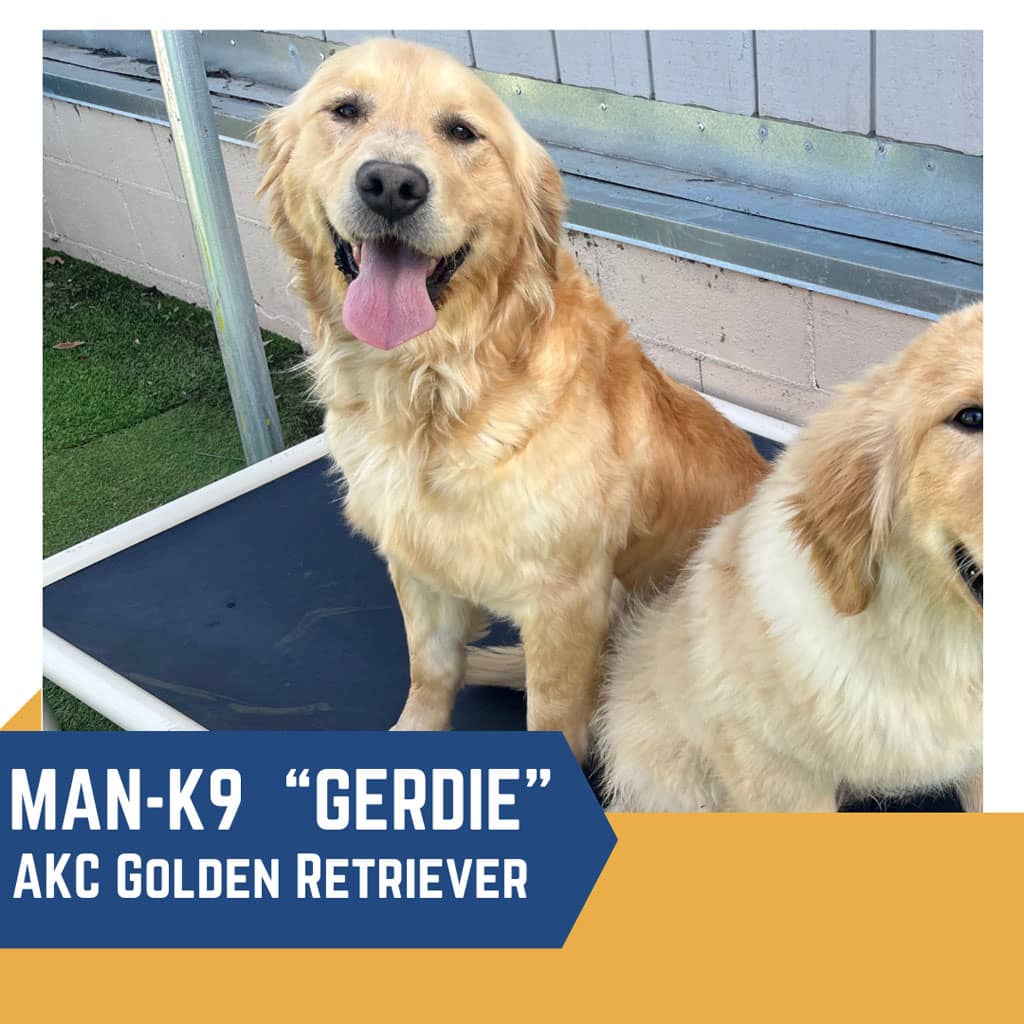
[42,403,796,732]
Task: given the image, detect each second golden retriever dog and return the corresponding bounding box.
[595,305,983,810]
[257,39,766,758]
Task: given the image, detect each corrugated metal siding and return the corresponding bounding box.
[43,29,983,155]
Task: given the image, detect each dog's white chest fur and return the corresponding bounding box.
[741,503,982,792]
[317,346,622,615]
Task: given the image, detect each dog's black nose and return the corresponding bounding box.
[355,161,429,222]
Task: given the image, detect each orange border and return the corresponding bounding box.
[2,691,40,731]
[2,813,1021,1021]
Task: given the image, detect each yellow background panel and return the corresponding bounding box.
[2,813,1020,1021]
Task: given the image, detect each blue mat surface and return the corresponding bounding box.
[43,433,960,810]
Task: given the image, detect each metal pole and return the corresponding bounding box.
[151,30,284,464]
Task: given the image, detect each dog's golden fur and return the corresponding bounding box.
[257,38,766,758]
[595,305,983,810]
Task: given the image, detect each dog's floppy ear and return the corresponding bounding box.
[515,137,564,279]
[786,393,902,616]
[255,105,296,205]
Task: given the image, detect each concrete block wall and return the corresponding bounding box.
[43,98,926,426]
[43,98,313,350]
[566,233,925,423]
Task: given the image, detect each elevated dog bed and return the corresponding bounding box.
[42,406,962,812]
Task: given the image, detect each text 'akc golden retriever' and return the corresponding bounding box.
[257,39,766,758]
[596,305,983,811]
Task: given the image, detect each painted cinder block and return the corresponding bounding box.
[52,103,175,195]
[810,290,928,389]
[701,356,834,425]
[641,341,703,392]
[53,236,206,306]
[236,218,310,334]
[585,235,813,384]
[564,230,603,288]
[122,185,204,284]
[43,98,70,164]
[153,124,187,201]
[755,31,871,134]
[44,159,143,264]
[222,142,267,226]
[50,238,147,289]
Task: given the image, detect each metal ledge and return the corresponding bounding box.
[43,43,982,319]
[44,34,982,226]
[566,180,979,319]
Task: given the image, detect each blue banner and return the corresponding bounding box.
[0,732,615,949]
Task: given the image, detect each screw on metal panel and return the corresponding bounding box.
[320,52,325,61]
[230,39,236,46]
[877,143,887,155]
[758,125,768,139]
[804,141,813,152]
[600,103,607,111]
[926,160,937,172]
[514,85,522,95]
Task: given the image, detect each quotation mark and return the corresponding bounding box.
[286,767,550,788]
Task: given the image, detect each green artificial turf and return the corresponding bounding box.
[43,249,322,729]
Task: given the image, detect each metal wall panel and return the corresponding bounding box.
[199,31,327,93]
[324,30,394,45]
[43,46,982,319]
[553,31,651,98]
[875,31,982,155]
[393,30,474,64]
[41,28,985,155]
[756,31,871,134]
[649,31,756,115]
[45,29,156,60]
[470,30,559,80]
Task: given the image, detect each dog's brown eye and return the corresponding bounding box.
[952,406,983,431]
[447,121,478,143]
[333,102,361,121]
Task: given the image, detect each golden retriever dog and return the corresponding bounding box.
[256,38,766,759]
[595,304,983,810]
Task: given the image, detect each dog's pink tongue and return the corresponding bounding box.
[342,239,436,350]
